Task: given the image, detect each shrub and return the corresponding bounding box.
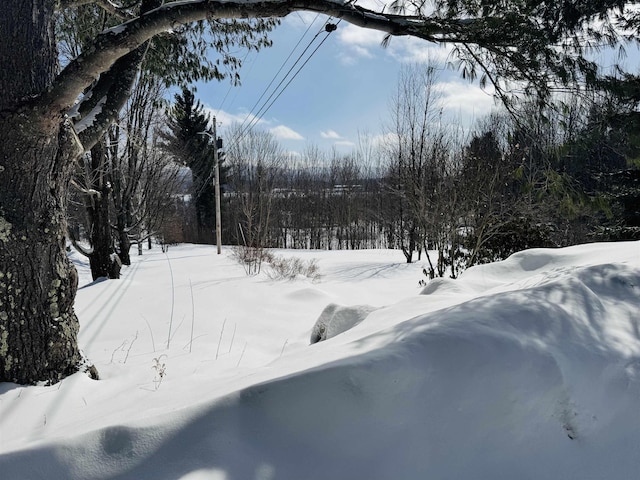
[231,245,273,275]
[266,255,321,281]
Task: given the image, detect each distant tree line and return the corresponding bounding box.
[210,65,639,278]
[68,64,640,282]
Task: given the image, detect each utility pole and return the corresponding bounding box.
[199,126,222,254]
[213,121,222,255]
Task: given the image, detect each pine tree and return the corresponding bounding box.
[163,88,222,244]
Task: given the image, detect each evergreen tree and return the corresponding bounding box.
[163,88,222,244]
[561,81,640,240]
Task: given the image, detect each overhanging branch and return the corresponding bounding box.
[75,43,149,151]
[42,0,469,115]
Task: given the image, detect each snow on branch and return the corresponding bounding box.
[74,95,108,134]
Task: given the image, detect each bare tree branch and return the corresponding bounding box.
[68,0,159,151]
[94,0,137,20]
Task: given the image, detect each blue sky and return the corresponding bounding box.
[195,8,498,155]
[190,3,639,157]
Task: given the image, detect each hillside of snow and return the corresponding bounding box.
[1,242,639,479]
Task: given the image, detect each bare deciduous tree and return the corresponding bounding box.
[226,126,284,273]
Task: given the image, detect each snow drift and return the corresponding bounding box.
[1,242,639,479]
[309,302,378,343]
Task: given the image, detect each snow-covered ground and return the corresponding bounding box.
[1,241,639,479]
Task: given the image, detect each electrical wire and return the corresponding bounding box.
[223,50,258,113]
[240,24,339,138]
[227,18,341,152]
[192,18,323,199]
[236,14,322,133]
[192,17,340,200]
[215,48,253,114]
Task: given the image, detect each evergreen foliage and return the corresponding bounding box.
[56,2,278,87]
[557,83,640,240]
[162,88,221,244]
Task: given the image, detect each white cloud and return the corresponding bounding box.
[351,44,374,59]
[434,81,496,120]
[203,106,266,130]
[284,150,303,159]
[321,129,342,139]
[368,132,399,149]
[387,37,456,65]
[336,23,386,63]
[333,140,357,149]
[334,14,455,67]
[337,53,358,66]
[338,24,385,48]
[270,125,305,140]
[333,4,451,66]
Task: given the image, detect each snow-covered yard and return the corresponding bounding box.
[1,241,639,479]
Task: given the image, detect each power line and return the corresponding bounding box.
[214,15,320,127]
[192,17,341,201]
[193,18,326,199]
[236,15,322,135]
[241,25,338,137]
[216,49,252,113]
[223,50,258,113]
[228,18,341,151]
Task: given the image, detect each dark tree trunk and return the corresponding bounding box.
[0,1,56,112]
[0,0,86,384]
[401,223,416,263]
[109,133,132,267]
[84,143,119,280]
[117,214,132,265]
[0,113,85,383]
